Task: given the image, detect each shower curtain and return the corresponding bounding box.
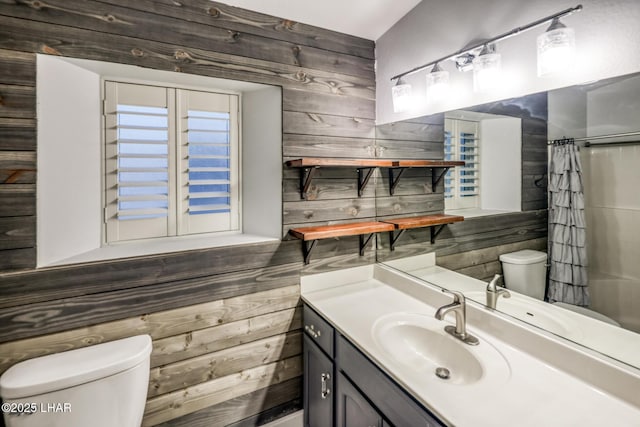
[547,141,590,306]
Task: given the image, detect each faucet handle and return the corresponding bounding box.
[442,288,465,303]
[487,274,502,291]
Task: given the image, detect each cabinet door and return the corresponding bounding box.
[304,335,333,427]
[337,372,383,427]
[336,335,444,427]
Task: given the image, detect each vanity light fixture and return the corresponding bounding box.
[537,17,576,76]
[391,77,413,113]
[472,44,501,93]
[426,63,450,100]
[389,5,582,102]
[455,53,476,72]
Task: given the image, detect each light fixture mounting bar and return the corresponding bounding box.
[390,4,582,81]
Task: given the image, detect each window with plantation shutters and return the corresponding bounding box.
[177,89,239,235]
[104,81,239,243]
[444,118,480,210]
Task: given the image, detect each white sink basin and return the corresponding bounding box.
[464,291,582,339]
[372,312,511,387]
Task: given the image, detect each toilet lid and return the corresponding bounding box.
[0,335,152,399]
[499,250,547,265]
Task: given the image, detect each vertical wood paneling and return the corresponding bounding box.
[0,119,36,151]
[0,184,35,216]
[0,84,35,119]
[374,114,446,230]
[143,356,302,426]
[0,285,301,373]
[0,1,374,79]
[283,88,375,119]
[0,287,303,426]
[147,332,302,398]
[283,134,375,158]
[0,49,36,86]
[101,0,375,59]
[155,377,302,427]
[0,0,374,425]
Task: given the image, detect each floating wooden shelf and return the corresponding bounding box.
[286,158,466,260]
[285,158,395,168]
[395,160,465,168]
[381,213,464,250]
[285,158,465,199]
[289,214,464,262]
[289,221,395,264]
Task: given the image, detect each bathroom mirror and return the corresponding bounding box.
[376,69,640,370]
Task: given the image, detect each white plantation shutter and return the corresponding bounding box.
[444,118,480,210]
[177,90,239,234]
[444,127,455,200]
[104,81,239,243]
[104,82,176,242]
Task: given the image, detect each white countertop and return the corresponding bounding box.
[301,264,640,427]
[383,253,640,369]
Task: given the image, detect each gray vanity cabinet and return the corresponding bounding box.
[336,335,444,427]
[303,303,445,427]
[303,334,334,427]
[336,371,383,427]
[303,305,335,427]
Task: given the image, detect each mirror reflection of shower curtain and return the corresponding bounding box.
[547,142,590,306]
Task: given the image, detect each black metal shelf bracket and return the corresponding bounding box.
[303,240,318,264]
[300,167,318,199]
[430,224,446,244]
[300,166,375,199]
[359,233,375,256]
[388,167,407,196]
[388,229,406,251]
[431,167,450,192]
[303,233,376,264]
[388,224,448,251]
[357,168,375,197]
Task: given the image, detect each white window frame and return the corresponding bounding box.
[37,55,282,268]
[102,80,241,244]
[444,118,480,210]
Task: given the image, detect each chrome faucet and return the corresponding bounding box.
[486,274,511,310]
[434,290,479,345]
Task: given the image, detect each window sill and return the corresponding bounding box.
[40,233,280,268]
[444,207,519,219]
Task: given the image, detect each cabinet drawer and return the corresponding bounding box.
[337,335,445,427]
[303,304,334,357]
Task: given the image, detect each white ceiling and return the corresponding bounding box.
[219,0,422,41]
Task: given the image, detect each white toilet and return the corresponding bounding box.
[499,250,548,300]
[499,249,620,326]
[0,334,152,427]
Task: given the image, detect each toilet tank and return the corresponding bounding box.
[0,335,152,427]
[499,250,548,300]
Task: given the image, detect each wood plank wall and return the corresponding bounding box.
[0,1,375,425]
[376,93,549,281]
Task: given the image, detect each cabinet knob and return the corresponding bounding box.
[304,324,321,339]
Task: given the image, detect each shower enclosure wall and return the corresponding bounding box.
[549,74,640,332]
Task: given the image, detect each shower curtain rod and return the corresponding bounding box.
[547,130,640,146]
